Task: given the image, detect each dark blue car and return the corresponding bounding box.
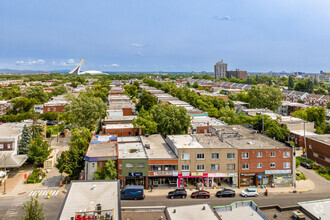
[120,185,145,200]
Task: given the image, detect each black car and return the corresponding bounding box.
[300,162,312,169]
[167,188,187,199]
[216,189,235,198]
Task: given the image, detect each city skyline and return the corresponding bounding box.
[1,0,330,72]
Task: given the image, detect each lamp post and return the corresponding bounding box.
[291,136,296,193]
[2,154,6,195]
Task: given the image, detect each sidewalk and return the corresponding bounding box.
[143,179,315,197]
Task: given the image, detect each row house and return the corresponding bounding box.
[109,86,124,95]
[0,100,12,116]
[190,116,226,134]
[43,95,69,113]
[102,123,141,137]
[303,94,329,107]
[282,90,308,103]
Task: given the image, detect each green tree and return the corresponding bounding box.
[292,106,326,127]
[132,107,158,134]
[51,86,67,96]
[94,159,117,180]
[25,86,48,104]
[11,97,38,114]
[124,85,138,98]
[56,127,92,179]
[28,136,50,166]
[247,85,284,111]
[192,82,199,88]
[135,92,157,112]
[65,94,107,131]
[18,125,32,154]
[327,102,330,110]
[21,195,45,220]
[288,75,295,89]
[306,79,314,93]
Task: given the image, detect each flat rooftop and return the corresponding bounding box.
[191,116,226,127]
[118,142,147,159]
[109,103,134,110]
[103,123,135,129]
[166,135,204,149]
[0,123,22,138]
[58,181,120,220]
[166,204,219,220]
[192,134,234,149]
[216,205,264,220]
[104,115,137,122]
[121,209,167,220]
[306,134,330,145]
[118,136,141,143]
[85,135,117,158]
[298,199,330,220]
[261,113,305,124]
[290,130,318,136]
[140,134,177,159]
[212,125,289,150]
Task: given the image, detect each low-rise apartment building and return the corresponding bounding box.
[43,95,68,113]
[102,123,141,137]
[305,135,330,167]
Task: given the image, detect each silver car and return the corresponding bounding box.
[240,188,259,197]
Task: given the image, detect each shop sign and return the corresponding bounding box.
[265,170,291,175]
[257,175,262,180]
[173,171,178,176]
[153,171,173,176]
[182,172,190,177]
[227,173,236,177]
[240,173,255,176]
[277,177,283,180]
[129,172,143,177]
[191,172,203,176]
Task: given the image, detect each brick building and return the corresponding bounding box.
[305,135,330,167]
[43,95,69,113]
[102,123,142,137]
[226,69,247,80]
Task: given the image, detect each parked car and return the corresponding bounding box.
[240,188,258,197]
[216,189,235,198]
[121,185,145,200]
[46,120,57,126]
[191,190,210,199]
[167,188,187,199]
[300,162,312,169]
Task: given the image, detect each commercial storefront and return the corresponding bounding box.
[148,170,178,187]
[240,170,292,187]
[178,172,238,188]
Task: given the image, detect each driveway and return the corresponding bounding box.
[298,166,329,193]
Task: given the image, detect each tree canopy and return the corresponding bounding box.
[21,195,45,220]
[28,136,50,166]
[94,159,117,180]
[18,125,32,154]
[25,86,48,104]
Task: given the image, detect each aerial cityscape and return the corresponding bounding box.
[0,1,330,220]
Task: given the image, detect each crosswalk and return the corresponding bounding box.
[28,189,60,197]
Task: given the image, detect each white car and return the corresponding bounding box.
[240,188,259,197]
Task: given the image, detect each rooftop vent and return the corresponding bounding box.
[129,149,138,153]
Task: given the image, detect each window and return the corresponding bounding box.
[119,163,122,169]
[227,164,235,171]
[126,163,134,169]
[270,163,276,168]
[92,163,95,168]
[47,107,50,111]
[270,152,276,157]
[197,164,205,171]
[283,152,290,158]
[257,152,262,157]
[196,153,205,160]
[257,163,262,168]
[151,165,162,171]
[181,165,190,171]
[227,153,235,159]
[54,107,56,111]
[181,153,190,160]
[211,153,219,159]
[137,163,145,168]
[242,152,249,159]
[0,144,3,149]
[283,162,290,168]
[211,164,219,171]
[164,165,175,171]
[242,163,249,170]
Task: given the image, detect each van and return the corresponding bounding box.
[120,185,145,200]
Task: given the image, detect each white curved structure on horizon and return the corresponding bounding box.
[79,70,105,75]
[69,58,86,74]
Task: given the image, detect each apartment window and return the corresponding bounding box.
[151,165,162,171]
[126,163,134,169]
[196,153,205,160]
[92,163,95,168]
[181,153,190,160]
[119,164,122,170]
[211,153,219,159]
[137,163,145,168]
[242,163,249,170]
[164,165,175,171]
[242,152,249,159]
[227,164,235,171]
[47,107,50,111]
[211,164,219,171]
[227,153,235,159]
[257,152,262,158]
[197,164,205,171]
[270,163,276,168]
[181,165,190,171]
[54,107,56,111]
[270,152,276,157]
[283,152,290,158]
[283,162,290,169]
[257,163,262,168]
[0,144,3,150]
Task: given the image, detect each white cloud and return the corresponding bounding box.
[53,59,76,66]
[16,61,25,64]
[131,43,144,47]
[67,59,75,64]
[214,16,231,21]
[111,64,119,67]
[102,64,119,67]
[16,59,45,65]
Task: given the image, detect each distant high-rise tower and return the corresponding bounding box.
[69,58,86,75]
[214,60,227,80]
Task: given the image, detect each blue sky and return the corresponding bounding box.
[1,0,330,72]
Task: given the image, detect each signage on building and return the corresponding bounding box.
[265,170,291,175]
[258,175,262,180]
[153,171,173,176]
[181,172,190,177]
[173,171,178,176]
[191,172,203,176]
[129,172,143,177]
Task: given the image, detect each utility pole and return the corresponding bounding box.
[57,113,60,143]
[3,155,6,195]
[262,114,264,135]
[304,121,307,159]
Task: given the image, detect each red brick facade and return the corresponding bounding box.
[305,137,330,167]
[43,105,66,113]
[103,127,142,137]
[122,108,132,116]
